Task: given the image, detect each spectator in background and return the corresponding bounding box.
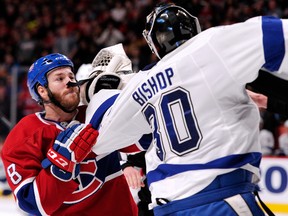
[278,120,288,156]
[17,75,42,120]
[95,20,125,47]
[0,76,11,136]
[259,117,275,156]
[53,26,77,58]
[110,2,127,24]
[17,29,37,65]
[266,0,282,18]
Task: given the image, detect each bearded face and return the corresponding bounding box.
[43,67,80,112]
[51,85,80,112]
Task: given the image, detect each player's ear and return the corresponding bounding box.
[37,85,48,101]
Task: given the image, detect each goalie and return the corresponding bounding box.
[81,4,288,215]
[82,43,288,216]
[83,42,288,216]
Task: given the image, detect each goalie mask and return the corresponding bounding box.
[27,53,74,103]
[143,3,201,59]
[77,43,134,105]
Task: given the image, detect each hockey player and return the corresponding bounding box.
[84,3,288,216]
[1,53,138,216]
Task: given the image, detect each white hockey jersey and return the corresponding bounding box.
[89,16,288,208]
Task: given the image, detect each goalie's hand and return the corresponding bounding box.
[78,43,134,105]
[42,123,98,181]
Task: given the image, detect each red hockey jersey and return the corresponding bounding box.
[1,109,138,216]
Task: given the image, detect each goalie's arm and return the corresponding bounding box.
[248,69,288,102]
[266,96,288,116]
[247,69,288,115]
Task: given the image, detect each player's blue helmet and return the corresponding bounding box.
[27,53,74,103]
[143,3,201,59]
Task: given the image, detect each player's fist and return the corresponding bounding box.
[42,123,98,181]
[52,123,98,165]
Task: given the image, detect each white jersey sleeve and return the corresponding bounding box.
[90,73,152,155]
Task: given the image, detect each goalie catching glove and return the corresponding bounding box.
[76,43,135,105]
[42,122,98,181]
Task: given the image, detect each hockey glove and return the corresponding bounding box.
[42,123,98,181]
[77,43,134,105]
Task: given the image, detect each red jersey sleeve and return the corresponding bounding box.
[1,114,79,215]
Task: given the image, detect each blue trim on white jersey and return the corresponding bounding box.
[89,94,119,129]
[146,152,261,186]
[262,16,285,71]
[142,62,157,71]
[138,133,153,150]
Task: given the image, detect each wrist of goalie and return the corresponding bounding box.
[47,147,76,173]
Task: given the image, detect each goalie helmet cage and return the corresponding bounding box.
[91,43,132,74]
[92,49,114,69]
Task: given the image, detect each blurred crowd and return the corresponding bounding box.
[1,0,288,161]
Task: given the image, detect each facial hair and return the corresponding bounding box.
[52,87,80,112]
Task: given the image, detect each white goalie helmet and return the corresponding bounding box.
[77,43,135,105]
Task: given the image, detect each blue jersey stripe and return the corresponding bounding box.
[90,94,119,129]
[146,152,261,186]
[262,16,285,71]
[16,183,42,215]
[95,151,121,181]
[138,133,153,150]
